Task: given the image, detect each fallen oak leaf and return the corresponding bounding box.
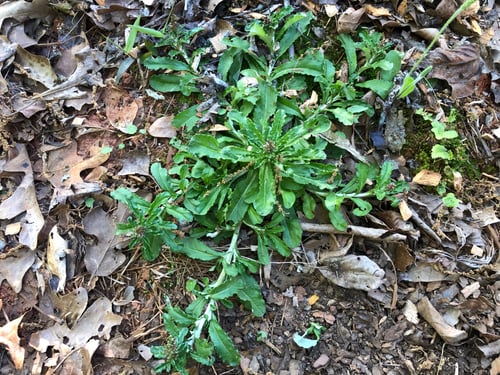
[0,315,25,369]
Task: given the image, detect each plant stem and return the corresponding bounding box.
[409,0,476,75]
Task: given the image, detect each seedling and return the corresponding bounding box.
[293,322,325,349]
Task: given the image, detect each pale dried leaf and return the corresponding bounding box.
[82,207,127,276]
[0,0,54,29]
[30,297,122,353]
[0,248,35,293]
[403,300,419,324]
[363,4,392,17]
[15,46,58,88]
[320,255,385,291]
[104,87,141,132]
[118,151,150,176]
[47,225,68,292]
[0,144,44,249]
[412,169,441,186]
[337,7,365,34]
[147,115,176,138]
[417,296,467,344]
[0,316,25,369]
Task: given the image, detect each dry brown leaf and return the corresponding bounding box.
[417,296,467,344]
[0,316,25,369]
[429,44,481,98]
[0,0,54,29]
[363,4,392,17]
[491,356,500,375]
[0,144,44,249]
[0,249,35,293]
[412,169,441,186]
[15,46,58,89]
[104,86,141,132]
[337,7,365,34]
[82,207,127,277]
[147,115,176,138]
[117,151,150,176]
[45,140,109,209]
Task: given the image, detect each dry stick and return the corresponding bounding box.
[376,245,398,309]
[407,206,443,244]
[300,222,407,242]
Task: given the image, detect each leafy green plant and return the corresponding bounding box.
[293,322,325,349]
[397,0,477,98]
[113,8,409,372]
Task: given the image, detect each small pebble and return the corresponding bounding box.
[313,353,330,368]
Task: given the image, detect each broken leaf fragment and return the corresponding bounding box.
[0,315,25,369]
[47,225,68,292]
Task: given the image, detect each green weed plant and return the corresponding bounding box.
[113,8,408,373]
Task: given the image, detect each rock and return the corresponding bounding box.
[313,353,330,368]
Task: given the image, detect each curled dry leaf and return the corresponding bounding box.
[0,316,25,369]
[337,7,365,34]
[417,296,467,344]
[412,169,442,186]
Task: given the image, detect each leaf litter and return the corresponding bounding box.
[0,0,498,374]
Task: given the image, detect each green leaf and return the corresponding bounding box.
[328,208,348,232]
[257,234,270,265]
[332,108,356,125]
[431,121,459,140]
[442,193,459,208]
[248,22,274,51]
[189,134,224,159]
[165,205,193,223]
[282,214,302,248]
[338,33,357,77]
[192,338,214,365]
[302,192,316,219]
[293,333,319,349]
[356,79,393,98]
[397,75,416,99]
[143,57,190,71]
[166,304,196,326]
[253,163,276,216]
[150,73,199,94]
[181,238,221,261]
[173,105,198,129]
[208,320,240,366]
[380,50,403,82]
[277,12,313,58]
[236,274,266,317]
[271,51,325,80]
[431,144,452,160]
[227,172,259,223]
[350,197,372,216]
[209,277,244,300]
[280,189,296,209]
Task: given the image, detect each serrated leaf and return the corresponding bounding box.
[236,274,266,317]
[189,134,224,159]
[332,107,356,125]
[209,277,243,300]
[208,320,240,365]
[192,338,215,365]
[431,144,452,160]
